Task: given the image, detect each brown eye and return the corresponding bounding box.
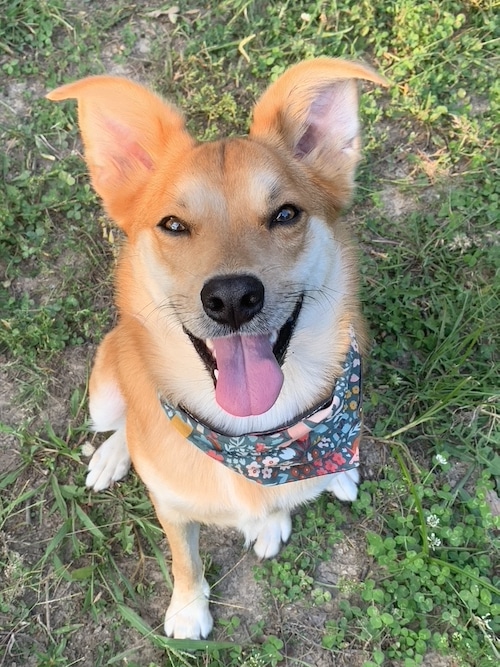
[157,216,188,234]
[270,205,301,228]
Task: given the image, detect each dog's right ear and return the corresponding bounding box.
[47,77,194,226]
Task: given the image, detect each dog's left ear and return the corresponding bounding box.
[250,58,388,208]
[46,76,193,227]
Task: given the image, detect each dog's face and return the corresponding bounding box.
[47,61,386,434]
[127,138,351,429]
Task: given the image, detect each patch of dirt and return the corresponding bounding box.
[421,655,460,667]
[316,534,369,587]
[41,344,95,430]
[360,437,390,481]
[208,532,268,637]
[0,80,46,126]
[273,534,371,666]
[0,366,26,474]
[379,185,419,219]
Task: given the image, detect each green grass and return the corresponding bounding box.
[1,1,498,665]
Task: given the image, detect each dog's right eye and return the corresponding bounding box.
[157,216,188,234]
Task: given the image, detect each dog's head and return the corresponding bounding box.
[48,60,386,433]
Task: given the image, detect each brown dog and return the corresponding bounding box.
[48,59,386,639]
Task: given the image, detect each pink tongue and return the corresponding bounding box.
[212,334,284,417]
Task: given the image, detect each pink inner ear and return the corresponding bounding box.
[295,82,359,158]
[102,117,154,171]
[89,114,156,197]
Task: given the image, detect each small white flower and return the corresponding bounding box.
[435,454,448,466]
[428,533,441,550]
[481,614,492,631]
[81,441,96,457]
[448,233,472,252]
[426,514,440,528]
[301,12,311,22]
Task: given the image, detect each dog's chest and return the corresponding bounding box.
[140,452,333,527]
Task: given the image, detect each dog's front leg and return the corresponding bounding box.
[155,517,213,639]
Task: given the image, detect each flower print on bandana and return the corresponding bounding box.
[161,331,362,486]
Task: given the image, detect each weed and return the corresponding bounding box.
[256,498,345,603]
[0,0,69,59]
[338,459,500,666]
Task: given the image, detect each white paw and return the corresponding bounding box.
[327,468,360,502]
[164,579,213,639]
[86,428,131,491]
[252,511,292,560]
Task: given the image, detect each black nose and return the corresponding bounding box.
[201,274,265,330]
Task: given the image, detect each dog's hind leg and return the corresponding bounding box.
[240,510,292,560]
[327,468,360,502]
[253,511,292,559]
[86,328,131,491]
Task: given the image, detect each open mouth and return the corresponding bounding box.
[184,297,303,417]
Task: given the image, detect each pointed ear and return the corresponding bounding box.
[47,76,194,223]
[250,59,388,207]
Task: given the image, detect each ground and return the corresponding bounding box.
[0,2,498,666]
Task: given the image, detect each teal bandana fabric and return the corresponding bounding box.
[160,334,362,486]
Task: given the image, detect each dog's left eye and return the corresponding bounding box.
[270,205,301,227]
[157,216,188,234]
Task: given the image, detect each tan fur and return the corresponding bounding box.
[48,58,387,639]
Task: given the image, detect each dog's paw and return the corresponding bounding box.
[86,428,131,492]
[327,468,360,502]
[164,579,213,639]
[252,511,292,560]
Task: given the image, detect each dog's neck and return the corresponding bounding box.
[160,334,362,485]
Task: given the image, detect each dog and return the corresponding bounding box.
[47,58,386,639]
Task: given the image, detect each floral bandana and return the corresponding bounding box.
[160,334,362,486]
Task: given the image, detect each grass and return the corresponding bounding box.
[0,0,498,665]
